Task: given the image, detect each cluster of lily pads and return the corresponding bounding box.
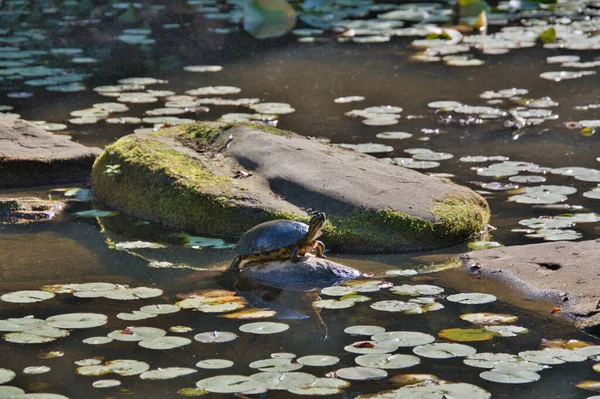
[2,267,600,398]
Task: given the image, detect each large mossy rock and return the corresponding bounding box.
[91,122,489,253]
[0,117,101,188]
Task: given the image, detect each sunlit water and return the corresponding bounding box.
[2,0,600,397]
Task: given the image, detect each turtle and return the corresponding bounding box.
[228,212,327,272]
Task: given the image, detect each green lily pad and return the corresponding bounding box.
[336,366,387,381]
[439,328,497,342]
[184,65,223,72]
[526,229,582,241]
[116,311,156,321]
[138,336,192,350]
[115,241,166,249]
[345,340,399,354]
[413,343,477,359]
[297,355,340,367]
[480,367,540,384]
[344,325,386,336]
[320,286,357,296]
[23,366,51,374]
[92,379,121,388]
[313,299,356,309]
[464,353,547,371]
[140,367,197,379]
[239,322,289,335]
[195,359,234,369]
[77,359,150,376]
[194,331,238,343]
[575,346,600,358]
[1,290,55,303]
[518,348,587,364]
[83,336,113,345]
[460,313,518,325]
[0,386,25,396]
[108,327,166,342]
[390,284,444,296]
[249,358,302,372]
[250,371,317,390]
[287,378,350,395]
[372,331,435,347]
[376,131,412,139]
[485,325,528,337]
[468,241,503,250]
[0,368,16,384]
[338,143,394,154]
[355,353,420,369]
[139,304,181,314]
[370,300,422,313]
[446,293,497,304]
[103,287,163,300]
[46,313,107,329]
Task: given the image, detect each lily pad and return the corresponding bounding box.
[446,293,497,304]
[460,313,518,325]
[355,353,421,369]
[344,340,399,354]
[438,328,497,342]
[1,290,55,303]
[194,331,238,343]
[336,366,387,381]
[297,355,340,367]
[485,325,528,337]
[249,358,302,372]
[518,348,587,364]
[287,378,350,395]
[480,367,540,384]
[390,284,444,296]
[239,322,289,335]
[108,327,166,342]
[344,325,386,336]
[250,371,317,390]
[92,379,121,388]
[195,359,234,369]
[0,368,16,384]
[140,367,197,379]
[138,336,192,350]
[46,313,107,329]
[371,331,435,347]
[413,343,477,359]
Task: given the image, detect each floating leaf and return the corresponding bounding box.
[385,269,418,277]
[390,284,444,296]
[140,367,197,379]
[239,322,289,335]
[575,380,600,392]
[194,331,238,343]
[46,313,107,329]
[336,366,387,381]
[312,299,356,309]
[372,331,435,347]
[518,348,587,364]
[464,353,546,371]
[139,304,181,315]
[249,358,302,372]
[83,336,113,345]
[23,366,51,374]
[288,378,350,395]
[108,327,166,342]
[195,359,234,369]
[92,379,121,388]
[219,309,276,319]
[297,355,339,367]
[460,313,518,325]
[485,325,528,337]
[344,340,399,354]
[77,359,150,376]
[446,293,497,304]
[355,354,420,369]
[539,27,556,44]
[1,290,55,303]
[138,336,192,350]
[439,328,496,342]
[0,368,16,384]
[413,343,477,359]
[480,367,540,384]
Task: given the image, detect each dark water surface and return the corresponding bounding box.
[2,0,600,398]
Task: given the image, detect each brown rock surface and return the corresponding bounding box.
[462,239,600,332]
[0,117,101,188]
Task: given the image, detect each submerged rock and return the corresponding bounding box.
[0,118,101,188]
[0,197,64,224]
[237,256,361,292]
[91,122,489,253]
[462,239,600,334]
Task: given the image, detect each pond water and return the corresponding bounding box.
[2,0,600,398]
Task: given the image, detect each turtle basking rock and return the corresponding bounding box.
[228,212,327,271]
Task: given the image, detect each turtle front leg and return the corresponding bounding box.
[290,246,303,263]
[313,241,326,258]
[227,255,243,272]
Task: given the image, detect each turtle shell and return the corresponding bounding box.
[234,220,310,255]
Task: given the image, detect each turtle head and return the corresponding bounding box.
[307,211,326,240]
